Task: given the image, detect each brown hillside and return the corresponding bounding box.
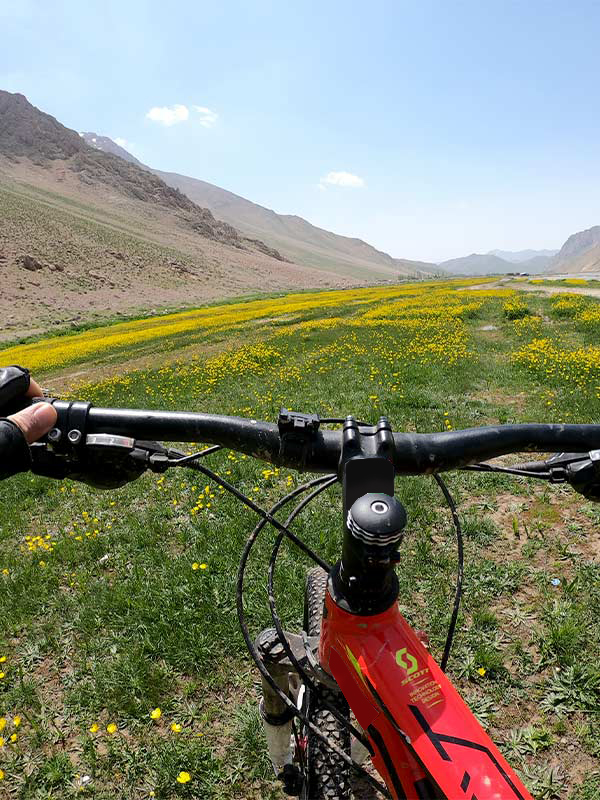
[0,92,354,339]
[550,225,600,273]
[79,132,441,280]
[0,91,284,259]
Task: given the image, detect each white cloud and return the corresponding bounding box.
[192,105,218,128]
[145,104,218,128]
[320,170,365,189]
[146,104,190,126]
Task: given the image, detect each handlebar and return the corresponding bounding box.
[35,399,600,476]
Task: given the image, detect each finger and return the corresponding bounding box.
[8,403,58,444]
[26,378,44,397]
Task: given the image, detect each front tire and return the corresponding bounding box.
[302,567,352,800]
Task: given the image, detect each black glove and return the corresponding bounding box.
[0,365,33,479]
[0,365,31,416]
[0,419,31,479]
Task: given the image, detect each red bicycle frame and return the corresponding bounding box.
[320,591,533,800]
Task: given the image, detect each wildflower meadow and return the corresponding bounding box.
[0,278,599,798]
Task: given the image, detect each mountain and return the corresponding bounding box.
[440,251,552,275]
[81,132,441,281]
[80,132,145,167]
[0,92,284,257]
[549,225,600,274]
[488,248,558,263]
[438,253,510,275]
[518,255,555,272]
[438,253,512,275]
[0,91,353,338]
[445,230,600,276]
[151,168,441,280]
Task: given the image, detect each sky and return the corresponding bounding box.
[2,0,600,262]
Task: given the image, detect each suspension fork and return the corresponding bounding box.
[254,626,335,793]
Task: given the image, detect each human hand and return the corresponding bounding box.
[0,367,57,443]
[8,393,57,443]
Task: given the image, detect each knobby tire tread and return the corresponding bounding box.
[303,567,352,800]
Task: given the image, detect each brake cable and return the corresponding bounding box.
[433,474,464,673]
[167,449,331,572]
[167,446,388,792]
[236,479,391,798]
[461,462,553,479]
[171,444,464,677]
[170,444,223,463]
[266,478,374,752]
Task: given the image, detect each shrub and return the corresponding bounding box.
[503,299,530,320]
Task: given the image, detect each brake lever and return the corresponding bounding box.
[546,450,600,500]
[562,450,600,501]
[30,434,172,488]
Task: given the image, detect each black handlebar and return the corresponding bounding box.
[43,400,600,475]
[393,425,600,473]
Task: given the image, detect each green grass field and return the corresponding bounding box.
[0,281,599,798]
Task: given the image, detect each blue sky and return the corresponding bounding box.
[2,0,600,262]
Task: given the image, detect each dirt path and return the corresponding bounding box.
[503,280,600,299]
[460,278,600,299]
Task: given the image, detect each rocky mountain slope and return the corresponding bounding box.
[549,225,600,273]
[81,132,441,280]
[1,92,285,258]
[0,91,352,339]
[81,132,145,167]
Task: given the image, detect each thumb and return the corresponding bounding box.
[8,403,58,444]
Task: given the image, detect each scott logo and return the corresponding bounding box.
[395,647,418,675]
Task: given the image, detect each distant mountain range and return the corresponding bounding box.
[80,132,441,281]
[488,248,559,263]
[78,133,600,278]
[437,234,600,276]
[79,131,600,279]
[437,251,553,275]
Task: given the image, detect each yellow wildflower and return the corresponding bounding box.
[176,771,191,784]
[106,723,118,734]
[89,723,99,733]
[10,733,17,743]
[12,716,20,728]
[0,718,5,731]
[171,722,182,733]
[150,708,162,720]
[192,563,200,571]
[477,667,486,677]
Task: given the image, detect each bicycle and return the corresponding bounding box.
[22,396,600,799]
